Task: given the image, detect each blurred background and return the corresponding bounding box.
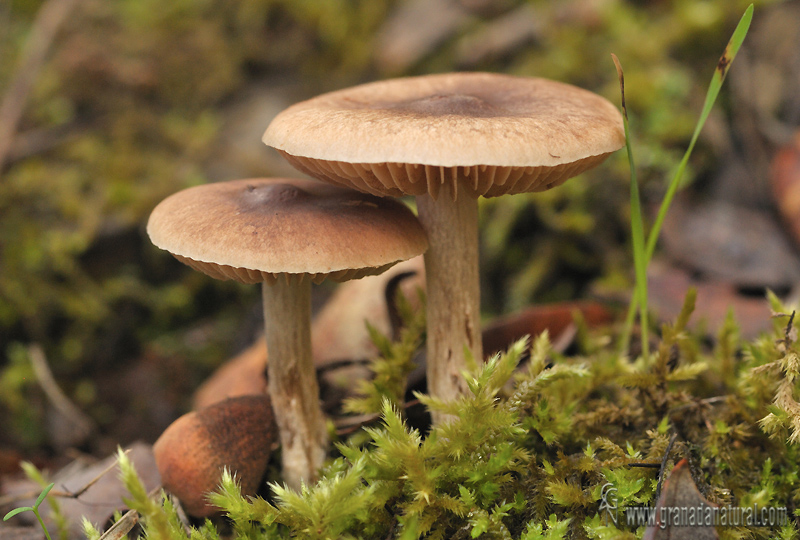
[0,0,797,463]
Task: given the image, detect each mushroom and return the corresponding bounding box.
[153,395,275,517]
[262,72,624,419]
[147,178,428,488]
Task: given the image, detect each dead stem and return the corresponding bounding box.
[0,0,80,175]
[29,344,95,445]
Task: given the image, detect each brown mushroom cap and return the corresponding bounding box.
[147,178,429,284]
[262,72,625,198]
[153,395,275,518]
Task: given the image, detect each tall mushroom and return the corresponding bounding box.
[147,178,428,488]
[262,72,625,420]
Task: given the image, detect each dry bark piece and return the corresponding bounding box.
[263,72,624,420]
[153,395,275,518]
[148,178,428,488]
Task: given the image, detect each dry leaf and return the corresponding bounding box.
[482,301,612,356]
[661,196,800,289]
[643,459,718,540]
[647,259,772,339]
[193,336,268,409]
[771,132,800,247]
[0,442,159,538]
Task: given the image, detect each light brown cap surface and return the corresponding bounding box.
[147,178,428,284]
[263,72,624,198]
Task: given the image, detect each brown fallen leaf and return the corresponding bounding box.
[661,196,800,289]
[0,442,159,539]
[643,458,718,540]
[193,336,268,410]
[455,4,540,67]
[374,0,470,74]
[482,301,613,356]
[193,257,425,409]
[312,256,425,367]
[647,259,773,339]
[771,132,800,247]
[0,523,45,540]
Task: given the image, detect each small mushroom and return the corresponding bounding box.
[147,178,428,488]
[262,72,624,419]
[153,395,275,518]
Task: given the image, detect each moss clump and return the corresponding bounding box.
[103,292,800,539]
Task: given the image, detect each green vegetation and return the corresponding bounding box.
[3,480,56,540]
[107,299,800,538]
[2,1,795,538]
[91,6,799,538]
[618,5,754,357]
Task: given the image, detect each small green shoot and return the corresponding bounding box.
[616,4,754,356]
[3,482,56,540]
[612,52,650,362]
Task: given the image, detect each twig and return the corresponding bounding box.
[384,271,417,341]
[0,487,74,507]
[96,509,138,540]
[316,357,371,374]
[0,0,80,175]
[58,449,132,499]
[0,449,132,507]
[334,399,421,436]
[28,343,95,445]
[667,395,728,415]
[776,310,796,351]
[654,431,679,502]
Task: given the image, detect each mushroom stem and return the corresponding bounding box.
[262,277,328,489]
[416,181,482,423]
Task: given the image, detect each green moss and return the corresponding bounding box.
[112,293,800,538]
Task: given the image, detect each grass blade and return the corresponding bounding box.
[617,4,754,355]
[4,507,34,520]
[34,483,55,508]
[644,4,754,262]
[613,54,649,360]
